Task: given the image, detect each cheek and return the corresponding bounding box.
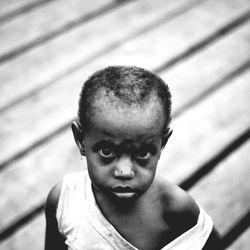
[137,164,157,186]
[86,157,112,183]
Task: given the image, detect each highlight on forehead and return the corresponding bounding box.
[94,89,162,116]
[94,86,154,108]
[86,88,159,131]
[77,66,172,130]
[90,94,166,137]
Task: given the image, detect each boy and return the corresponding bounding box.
[45,66,222,249]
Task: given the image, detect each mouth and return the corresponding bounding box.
[112,186,136,198]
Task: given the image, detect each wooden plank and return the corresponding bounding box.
[157,70,250,184]
[158,21,250,113]
[0,0,250,109]
[0,0,122,60]
[227,226,250,250]
[0,214,45,250]
[223,208,250,249]
[0,0,47,22]
[0,129,83,230]
[1,70,249,250]
[93,3,250,74]
[1,17,249,171]
[0,0,198,111]
[189,140,250,248]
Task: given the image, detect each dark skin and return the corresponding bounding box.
[45,97,222,249]
[45,179,222,249]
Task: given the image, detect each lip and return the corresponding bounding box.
[112,186,136,198]
[113,192,136,198]
[114,186,134,192]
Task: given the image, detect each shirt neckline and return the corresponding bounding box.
[84,171,138,250]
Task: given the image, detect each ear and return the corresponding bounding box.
[161,127,173,149]
[71,121,86,156]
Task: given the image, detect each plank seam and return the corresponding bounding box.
[0,0,55,24]
[173,59,250,119]
[0,0,204,112]
[180,127,250,190]
[222,209,250,249]
[154,9,250,74]
[0,203,44,241]
[0,1,248,114]
[0,120,73,171]
[0,0,135,64]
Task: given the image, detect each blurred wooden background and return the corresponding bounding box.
[0,0,250,249]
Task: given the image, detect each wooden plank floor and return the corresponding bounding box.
[0,0,250,249]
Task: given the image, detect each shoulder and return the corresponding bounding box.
[45,182,62,218]
[156,177,200,230]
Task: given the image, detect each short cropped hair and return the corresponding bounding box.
[78,66,172,130]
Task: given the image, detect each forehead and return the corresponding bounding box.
[88,95,165,140]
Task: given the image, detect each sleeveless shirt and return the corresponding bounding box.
[56,171,213,250]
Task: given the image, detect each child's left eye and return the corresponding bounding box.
[134,150,152,160]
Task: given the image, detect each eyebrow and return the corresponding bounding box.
[93,139,157,152]
[92,140,116,150]
[97,128,117,137]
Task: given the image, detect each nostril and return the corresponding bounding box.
[114,168,134,179]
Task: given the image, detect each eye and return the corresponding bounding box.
[98,148,116,159]
[134,150,152,160]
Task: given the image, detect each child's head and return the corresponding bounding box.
[78,66,172,131]
[72,66,172,201]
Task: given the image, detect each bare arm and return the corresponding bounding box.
[44,182,67,250]
[160,181,200,231]
[159,179,223,249]
[174,188,222,249]
[173,189,222,249]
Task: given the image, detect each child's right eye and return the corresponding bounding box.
[97,148,116,159]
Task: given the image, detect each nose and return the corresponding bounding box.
[114,156,134,180]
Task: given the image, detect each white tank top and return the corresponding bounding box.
[56,170,213,250]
